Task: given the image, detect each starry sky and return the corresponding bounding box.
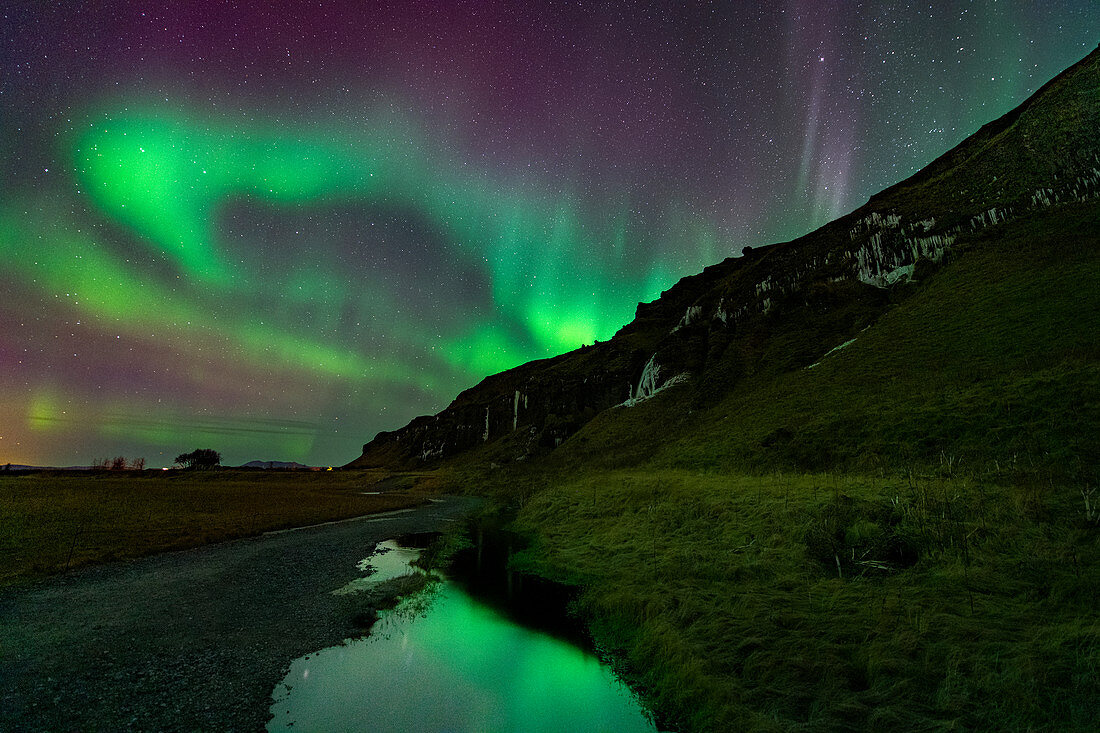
[1,1,1096,468]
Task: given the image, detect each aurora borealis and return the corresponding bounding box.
[2,2,1097,467]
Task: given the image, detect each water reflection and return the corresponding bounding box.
[333,539,426,595]
[269,540,655,733]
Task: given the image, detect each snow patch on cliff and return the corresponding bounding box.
[619,355,690,407]
[636,354,661,398]
[420,443,445,461]
[618,374,690,407]
[670,305,703,333]
[850,215,955,288]
[806,337,857,370]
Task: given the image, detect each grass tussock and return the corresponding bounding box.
[0,469,433,586]
[512,469,1100,731]
[339,572,437,630]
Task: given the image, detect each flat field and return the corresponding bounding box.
[0,469,434,586]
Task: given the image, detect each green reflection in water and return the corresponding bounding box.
[269,582,655,732]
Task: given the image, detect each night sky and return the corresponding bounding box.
[2,2,1096,467]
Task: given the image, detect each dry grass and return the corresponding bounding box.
[0,469,436,586]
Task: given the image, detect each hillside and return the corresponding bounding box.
[346,45,1100,732]
[348,43,1100,480]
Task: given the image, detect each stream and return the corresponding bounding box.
[268,534,656,732]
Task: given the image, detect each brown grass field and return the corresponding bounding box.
[0,469,441,586]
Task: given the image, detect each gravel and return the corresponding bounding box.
[0,495,482,732]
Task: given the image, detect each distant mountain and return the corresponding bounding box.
[348,44,1100,481]
[238,460,313,470]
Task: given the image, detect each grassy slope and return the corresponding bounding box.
[495,202,1100,731]
[0,470,433,586]
[553,201,1100,481]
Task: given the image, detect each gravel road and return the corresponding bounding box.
[0,495,482,732]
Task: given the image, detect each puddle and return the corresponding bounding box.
[332,539,427,596]
[271,537,656,732]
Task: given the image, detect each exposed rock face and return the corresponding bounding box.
[352,343,652,467]
[348,44,1100,470]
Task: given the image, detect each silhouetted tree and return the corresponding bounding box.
[174,449,221,469]
[110,456,127,471]
[131,457,146,471]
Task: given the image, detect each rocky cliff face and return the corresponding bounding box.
[348,44,1100,470]
[351,341,658,468]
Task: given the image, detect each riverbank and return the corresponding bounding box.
[505,468,1100,731]
[269,533,657,732]
[0,495,481,732]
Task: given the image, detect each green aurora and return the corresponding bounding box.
[69,106,692,367]
[3,1,1095,466]
[1,103,707,463]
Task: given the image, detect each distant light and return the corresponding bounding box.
[162,467,169,471]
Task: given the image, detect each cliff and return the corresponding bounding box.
[348,44,1100,471]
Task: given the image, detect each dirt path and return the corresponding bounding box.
[0,496,482,732]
